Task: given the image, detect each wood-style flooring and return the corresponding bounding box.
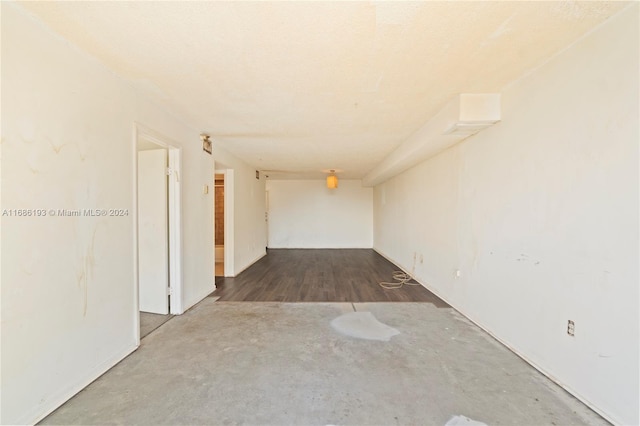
[211,249,448,306]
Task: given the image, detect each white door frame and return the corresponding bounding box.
[224,169,234,276]
[265,190,269,248]
[213,169,225,276]
[133,123,183,344]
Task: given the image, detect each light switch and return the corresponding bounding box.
[203,185,209,194]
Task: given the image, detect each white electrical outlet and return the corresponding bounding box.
[567,320,575,336]
[455,270,461,278]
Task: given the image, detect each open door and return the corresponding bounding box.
[137,149,169,314]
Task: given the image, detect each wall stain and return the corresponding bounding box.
[47,137,87,161]
[72,141,87,162]
[48,138,68,154]
[516,254,541,265]
[77,225,100,317]
[27,162,41,175]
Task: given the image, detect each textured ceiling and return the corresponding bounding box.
[18,1,629,179]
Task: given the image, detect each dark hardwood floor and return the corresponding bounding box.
[211,249,448,306]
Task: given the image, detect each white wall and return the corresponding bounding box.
[0,4,260,423]
[213,155,267,277]
[267,179,372,248]
[373,6,638,425]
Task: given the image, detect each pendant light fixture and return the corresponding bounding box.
[326,170,338,189]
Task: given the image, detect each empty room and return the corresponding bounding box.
[1,1,638,425]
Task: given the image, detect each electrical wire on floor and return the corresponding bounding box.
[379,271,421,290]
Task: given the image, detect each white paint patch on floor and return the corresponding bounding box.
[445,415,488,426]
[331,311,400,341]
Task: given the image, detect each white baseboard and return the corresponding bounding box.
[182,283,217,313]
[372,247,616,425]
[21,342,138,425]
[182,251,267,311]
[372,247,422,285]
[182,252,267,313]
[266,246,373,249]
[231,251,267,277]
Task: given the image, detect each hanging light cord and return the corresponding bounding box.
[379,271,421,290]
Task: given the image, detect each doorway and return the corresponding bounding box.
[214,172,225,277]
[214,163,234,277]
[134,123,183,342]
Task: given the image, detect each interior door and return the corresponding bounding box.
[138,149,169,314]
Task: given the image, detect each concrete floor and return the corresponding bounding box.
[139,312,173,339]
[42,300,607,425]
